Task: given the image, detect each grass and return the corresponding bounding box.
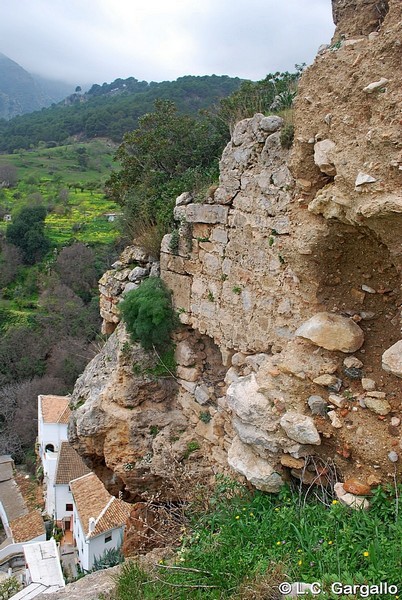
[115,478,402,599]
[0,139,121,247]
[0,139,117,185]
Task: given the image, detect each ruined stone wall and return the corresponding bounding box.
[70,0,402,517]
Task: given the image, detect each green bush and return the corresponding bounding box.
[119,277,177,352]
[0,576,21,600]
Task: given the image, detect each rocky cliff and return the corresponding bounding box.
[69,0,402,540]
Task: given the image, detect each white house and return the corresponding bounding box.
[37,395,71,517]
[53,441,90,532]
[0,456,45,567]
[10,539,65,599]
[70,473,131,572]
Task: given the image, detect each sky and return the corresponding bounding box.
[0,0,335,87]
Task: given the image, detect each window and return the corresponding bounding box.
[66,503,73,512]
[105,534,112,543]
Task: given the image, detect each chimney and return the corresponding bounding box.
[88,517,96,534]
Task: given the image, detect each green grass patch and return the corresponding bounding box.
[115,479,402,599]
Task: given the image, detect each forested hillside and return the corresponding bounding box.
[0,74,242,152]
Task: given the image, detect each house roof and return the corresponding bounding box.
[23,539,65,591]
[55,442,91,485]
[39,395,71,425]
[10,510,45,543]
[0,455,14,483]
[70,473,131,539]
[0,478,27,523]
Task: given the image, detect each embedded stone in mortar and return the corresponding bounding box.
[382,340,402,378]
[227,373,278,431]
[280,412,321,445]
[228,436,284,493]
[295,312,364,353]
[314,139,336,176]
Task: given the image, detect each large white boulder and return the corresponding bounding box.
[295,312,364,353]
[382,340,402,378]
[280,412,321,445]
[228,436,283,492]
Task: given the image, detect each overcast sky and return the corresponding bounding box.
[0,0,335,87]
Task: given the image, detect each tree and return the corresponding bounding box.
[0,240,23,287]
[55,243,98,302]
[106,99,225,206]
[6,205,50,264]
[0,163,18,187]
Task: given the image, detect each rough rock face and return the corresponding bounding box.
[69,322,232,502]
[70,0,402,520]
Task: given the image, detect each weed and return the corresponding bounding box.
[207,291,215,302]
[280,123,294,149]
[196,236,210,243]
[132,363,143,376]
[169,228,180,255]
[149,425,159,437]
[121,341,131,359]
[221,273,228,281]
[145,347,177,378]
[199,411,211,424]
[232,285,242,294]
[184,440,200,459]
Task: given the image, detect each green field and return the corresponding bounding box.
[0,139,121,246]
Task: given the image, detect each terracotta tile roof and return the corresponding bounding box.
[10,510,45,543]
[55,442,91,485]
[70,473,131,539]
[40,395,71,424]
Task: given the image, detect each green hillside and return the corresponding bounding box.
[0,139,120,246]
[0,74,242,152]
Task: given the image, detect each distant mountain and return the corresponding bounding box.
[0,74,243,152]
[0,53,72,120]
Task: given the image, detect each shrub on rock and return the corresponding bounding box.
[119,277,176,351]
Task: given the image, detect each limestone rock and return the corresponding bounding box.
[313,374,342,391]
[363,77,389,93]
[227,373,278,431]
[175,191,193,206]
[259,115,283,133]
[295,312,364,353]
[228,436,284,492]
[361,377,376,391]
[194,384,210,405]
[364,396,391,415]
[280,412,321,445]
[340,493,370,510]
[308,395,327,416]
[328,394,345,409]
[344,356,363,369]
[355,172,377,186]
[327,410,342,429]
[388,451,399,463]
[175,340,197,366]
[174,203,229,224]
[128,266,149,281]
[334,482,369,509]
[382,341,402,378]
[314,139,336,176]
